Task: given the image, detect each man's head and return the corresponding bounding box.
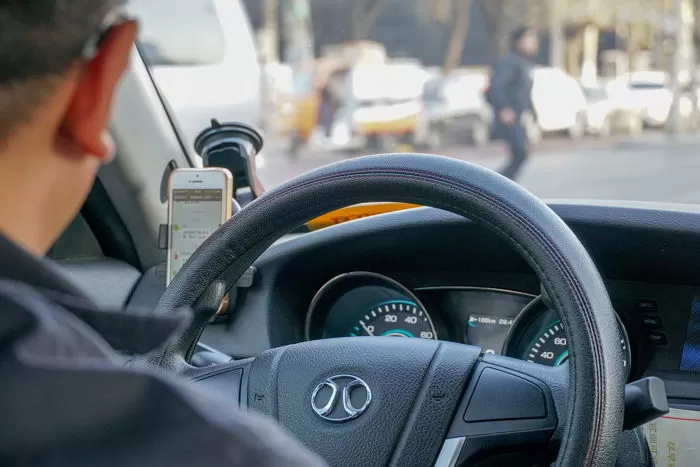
[0,1,137,255]
[511,27,539,57]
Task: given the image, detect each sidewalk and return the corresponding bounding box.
[615,131,700,150]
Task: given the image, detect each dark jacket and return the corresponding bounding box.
[487,51,535,116]
[0,233,326,466]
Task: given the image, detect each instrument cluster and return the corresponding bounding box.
[306,271,633,379]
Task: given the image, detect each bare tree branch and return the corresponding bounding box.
[351,0,392,40]
[480,0,507,60]
[443,0,472,73]
[433,0,453,23]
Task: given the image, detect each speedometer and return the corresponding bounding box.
[504,296,632,379]
[349,300,436,339]
[524,320,571,366]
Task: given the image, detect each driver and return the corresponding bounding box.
[0,2,325,465]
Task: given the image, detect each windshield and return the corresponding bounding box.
[132,0,700,204]
[292,70,315,95]
[629,82,666,90]
[582,86,607,100]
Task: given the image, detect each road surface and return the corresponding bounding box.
[257,133,700,205]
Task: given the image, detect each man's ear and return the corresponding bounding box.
[61,20,138,160]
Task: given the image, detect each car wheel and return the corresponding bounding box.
[469,118,490,148]
[597,116,612,139]
[568,112,586,140]
[376,134,398,153]
[522,112,542,145]
[423,124,443,150]
[289,134,304,159]
[627,115,644,136]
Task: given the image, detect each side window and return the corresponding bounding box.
[48,215,104,261]
[128,0,226,66]
[293,71,314,96]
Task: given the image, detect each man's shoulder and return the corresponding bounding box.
[490,53,516,77]
[498,52,528,68]
[0,280,326,466]
[498,51,516,63]
[1,353,326,466]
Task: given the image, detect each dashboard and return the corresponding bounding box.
[65,199,700,464]
[199,202,700,401]
[302,269,698,382]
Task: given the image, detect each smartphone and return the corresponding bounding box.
[166,168,233,285]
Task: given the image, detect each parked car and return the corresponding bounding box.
[338,60,431,152]
[604,71,697,129]
[421,72,493,148]
[605,71,673,128]
[580,85,644,136]
[530,67,588,141]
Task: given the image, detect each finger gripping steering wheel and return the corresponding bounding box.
[156,154,625,466]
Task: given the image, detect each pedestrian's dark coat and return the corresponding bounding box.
[487,51,535,118]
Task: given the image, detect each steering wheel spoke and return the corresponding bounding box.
[216,337,571,466]
[437,354,567,466]
[240,338,483,465]
[187,358,254,408]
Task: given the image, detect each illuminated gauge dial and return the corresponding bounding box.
[504,296,633,381]
[349,300,437,339]
[525,319,631,375]
[524,320,571,366]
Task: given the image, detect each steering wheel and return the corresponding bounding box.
[151,154,625,466]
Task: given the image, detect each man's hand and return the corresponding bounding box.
[499,108,517,126]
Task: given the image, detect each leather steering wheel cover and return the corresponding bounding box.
[158,154,624,466]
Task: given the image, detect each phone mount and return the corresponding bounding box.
[194,119,265,205]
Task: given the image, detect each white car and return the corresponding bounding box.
[606,71,671,127]
[530,67,588,141]
[128,0,262,156]
[422,72,493,148]
[604,71,694,127]
[581,85,644,136]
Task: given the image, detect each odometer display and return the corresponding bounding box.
[349,300,437,339]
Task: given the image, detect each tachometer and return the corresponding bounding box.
[349,300,436,339]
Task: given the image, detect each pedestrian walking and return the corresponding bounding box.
[486,27,539,180]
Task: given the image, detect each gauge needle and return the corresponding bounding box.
[361,322,375,336]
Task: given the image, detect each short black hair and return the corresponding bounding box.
[0,1,119,142]
[510,26,535,50]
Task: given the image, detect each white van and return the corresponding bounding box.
[128,0,262,150]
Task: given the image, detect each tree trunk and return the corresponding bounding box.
[482,0,510,61]
[549,0,565,67]
[433,0,453,23]
[351,0,391,40]
[262,0,279,62]
[443,0,472,73]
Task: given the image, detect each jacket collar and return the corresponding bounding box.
[0,234,93,302]
[0,233,188,355]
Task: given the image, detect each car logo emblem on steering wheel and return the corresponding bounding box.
[311,374,372,422]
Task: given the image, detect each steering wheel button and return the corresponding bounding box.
[646,331,668,345]
[463,368,547,422]
[640,315,662,329]
[634,299,658,314]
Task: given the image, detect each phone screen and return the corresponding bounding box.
[168,188,224,283]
